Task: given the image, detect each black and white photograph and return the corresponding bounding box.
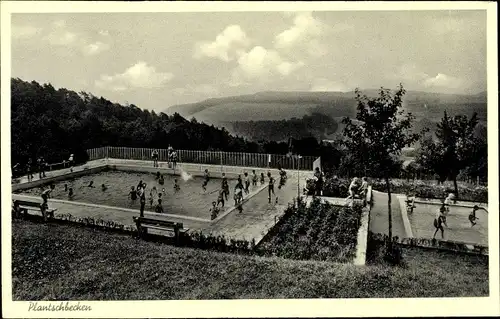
[2,1,499,318]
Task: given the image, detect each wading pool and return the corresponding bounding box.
[14,170,256,220]
[408,202,488,246]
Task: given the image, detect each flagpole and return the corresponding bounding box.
[297,154,300,200]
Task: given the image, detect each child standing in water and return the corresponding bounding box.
[221,173,229,201]
[129,186,137,206]
[148,192,154,209]
[217,188,225,208]
[244,172,250,194]
[210,201,220,220]
[252,170,258,187]
[433,205,447,239]
[202,169,210,192]
[155,198,164,214]
[267,172,275,204]
[260,172,265,185]
[469,205,481,227]
[234,185,243,206]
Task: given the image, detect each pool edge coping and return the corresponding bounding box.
[397,195,415,239]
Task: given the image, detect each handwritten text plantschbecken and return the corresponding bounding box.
[28,301,92,312]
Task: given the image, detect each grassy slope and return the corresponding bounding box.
[12,220,488,300]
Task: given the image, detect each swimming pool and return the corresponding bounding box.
[408,203,488,246]
[14,170,254,220]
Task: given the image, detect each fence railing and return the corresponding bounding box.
[87,146,318,171]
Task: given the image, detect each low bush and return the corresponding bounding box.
[305,178,349,197]
[256,197,363,263]
[370,179,488,202]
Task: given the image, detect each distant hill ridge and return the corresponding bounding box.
[165,90,487,125]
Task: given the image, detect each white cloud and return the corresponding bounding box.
[173,88,188,95]
[44,30,78,46]
[309,78,349,92]
[42,22,110,56]
[52,20,66,28]
[395,64,466,91]
[83,41,110,56]
[95,61,174,91]
[275,12,324,49]
[274,12,353,59]
[397,63,429,82]
[194,25,250,62]
[306,39,328,58]
[230,46,305,86]
[423,73,465,89]
[11,25,42,39]
[429,17,465,35]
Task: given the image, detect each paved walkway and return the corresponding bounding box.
[208,176,305,243]
[369,190,406,238]
[12,159,108,185]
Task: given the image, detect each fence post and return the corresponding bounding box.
[220,151,223,172]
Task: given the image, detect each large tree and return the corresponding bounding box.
[418,111,481,197]
[416,135,449,184]
[342,84,420,263]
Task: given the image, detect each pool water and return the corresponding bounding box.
[16,170,252,219]
[408,203,488,246]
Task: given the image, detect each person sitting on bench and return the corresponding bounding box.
[406,190,416,213]
[358,177,368,198]
[347,177,360,199]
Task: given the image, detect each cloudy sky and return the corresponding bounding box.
[11,10,486,111]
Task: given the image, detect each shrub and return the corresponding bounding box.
[306,178,349,197]
[367,179,487,202]
[256,198,363,263]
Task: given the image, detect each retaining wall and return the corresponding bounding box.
[354,186,373,266]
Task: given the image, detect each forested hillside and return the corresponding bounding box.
[165,90,487,138]
[223,113,339,142]
[10,79,333,166]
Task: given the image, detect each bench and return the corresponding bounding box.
[133,216,189,241]
[12,199,57,221]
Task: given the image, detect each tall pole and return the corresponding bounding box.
[297,154,300,200]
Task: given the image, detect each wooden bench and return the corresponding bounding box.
[133,216,189,241]
[12,199,57,221]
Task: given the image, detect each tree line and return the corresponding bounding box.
[11,78,336,167]
[226,112,338,142]
[11,78,487,192]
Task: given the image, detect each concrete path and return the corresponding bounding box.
[207,174,309,243]
[12,159,108,185]
[369,190,406,238]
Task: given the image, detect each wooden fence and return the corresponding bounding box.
[87,146,318,171]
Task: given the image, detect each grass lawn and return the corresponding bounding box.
[12,219,488,300]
